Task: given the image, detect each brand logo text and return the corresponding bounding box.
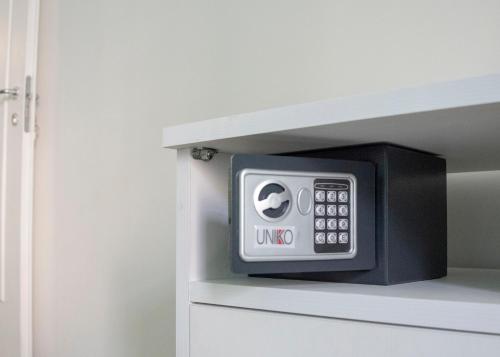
[254,226,296,248]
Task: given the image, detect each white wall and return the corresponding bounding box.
[34,1,500,357]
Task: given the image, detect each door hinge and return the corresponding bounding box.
[191,147,218,161]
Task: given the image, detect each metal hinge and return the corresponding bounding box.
[191,147,218,161]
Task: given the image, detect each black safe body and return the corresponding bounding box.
[259,143,447,285]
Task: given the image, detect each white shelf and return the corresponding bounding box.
[190,268,500,335]
[163,74,500,173]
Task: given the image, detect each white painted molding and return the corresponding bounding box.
[20,0,39,356]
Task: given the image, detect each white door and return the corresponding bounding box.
[0,0,39,355]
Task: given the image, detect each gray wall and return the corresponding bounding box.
[34,1,500,357]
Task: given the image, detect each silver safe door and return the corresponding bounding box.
[239,169,357,262]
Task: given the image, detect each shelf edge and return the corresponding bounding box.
[190,277,500,335]
[164,73,500,149]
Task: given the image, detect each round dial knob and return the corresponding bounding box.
[253,181,292,221]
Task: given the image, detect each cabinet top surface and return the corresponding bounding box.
[163,74,500,173]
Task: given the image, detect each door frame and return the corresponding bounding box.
[19,0,40,355]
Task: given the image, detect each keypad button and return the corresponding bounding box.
[338,191,348,202]
[327,232,337,244]
[314,204,325,216]
[339,232,349,244]
[327,218,337,230]
[338,205,349,216]
[339,219,349,230]
[327,191,337,202]
[327,205,337,216]
[314,218,325,230]
[314,190,326,202]
[315,232,326,244]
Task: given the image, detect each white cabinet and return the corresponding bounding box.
[165,75,500,356]
[191,304,500,357]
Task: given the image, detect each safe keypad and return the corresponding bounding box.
[313,178,352,253]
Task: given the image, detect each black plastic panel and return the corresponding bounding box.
[313,178,352,254]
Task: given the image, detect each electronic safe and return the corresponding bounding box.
[230,143,447,285]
